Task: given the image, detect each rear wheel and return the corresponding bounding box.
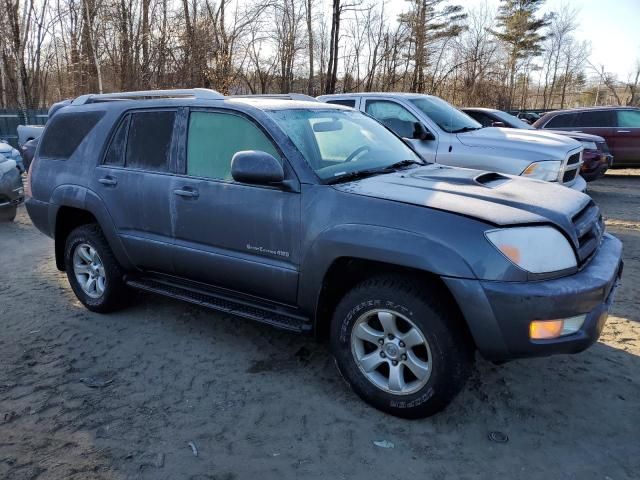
[64,224,130,312]
[330,275,473,418]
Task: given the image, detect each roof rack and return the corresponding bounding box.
[71,88,224,105]
[229,93,318,102]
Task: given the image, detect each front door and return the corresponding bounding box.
[92,109,178,273]
[171,109,301,304]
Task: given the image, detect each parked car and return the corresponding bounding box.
[19,137,39,172]
[0,155,23,222]
[534,106,640,167]
[0,139,25,173]
[318,93,586,192]
[26,89,623,418]
[463,107,613,181]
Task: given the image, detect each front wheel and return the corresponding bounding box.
[330,275,473,418]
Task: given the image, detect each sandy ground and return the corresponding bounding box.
[0,171,639,480]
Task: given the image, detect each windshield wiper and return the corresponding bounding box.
[325,168,387,185]
[450,126,481,133]
[383,159,425,170]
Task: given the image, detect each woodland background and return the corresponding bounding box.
[1,0,639,112]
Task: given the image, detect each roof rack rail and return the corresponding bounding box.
[71,88,224,105]
[229,93,318,102]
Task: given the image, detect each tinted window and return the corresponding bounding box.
[574,110,615,127]
[39,111,105,158]
[617,110,640,128]
[125,111,175,172]
[187,112,280,181]
[465,111,494,127]
[365,100,421,138]
[103,115,130,166]
[545,113,576,128]
[327,99,356,108]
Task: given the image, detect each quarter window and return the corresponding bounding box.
[125,111,175,172]
[545,113,576,128]
[103,115,129,166]
[187,112,280,181]
[39,111,105,159]
[365,100,421,138]
[617,110,640,128]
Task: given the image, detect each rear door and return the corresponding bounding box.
[92,109,179,273]
[170,109,301,304]
[363,98,439,161]
[570,110,615,145]
[610,109,640,166]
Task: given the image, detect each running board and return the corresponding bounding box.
[125,276,311,333]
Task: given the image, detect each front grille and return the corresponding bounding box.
[572,201,604,265]
[563,169,578,183]
[567,153,581,165]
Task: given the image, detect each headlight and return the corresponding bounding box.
[579,140,597,151]
[521,161,561,181]
[485,226,577,273]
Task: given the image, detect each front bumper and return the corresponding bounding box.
[566,175,587,193]
[444,233,623,361]
[0,169,24,210]
[581,153,612,182]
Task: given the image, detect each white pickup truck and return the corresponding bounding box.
[318,93,586,192]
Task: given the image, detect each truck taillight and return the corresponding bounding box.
[24,157,35,198]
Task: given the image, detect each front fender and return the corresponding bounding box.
[297,223,475,317]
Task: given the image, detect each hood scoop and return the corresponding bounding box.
[474,172,511,188]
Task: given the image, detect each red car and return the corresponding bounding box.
[534,107,640,168]
[463,107,613,181]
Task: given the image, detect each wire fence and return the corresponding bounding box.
[0,109,49,148]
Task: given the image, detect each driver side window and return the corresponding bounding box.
[365,100,420,138]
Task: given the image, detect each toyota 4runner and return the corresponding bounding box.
[25,89,623,418]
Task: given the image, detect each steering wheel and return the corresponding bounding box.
[344,145,371,163]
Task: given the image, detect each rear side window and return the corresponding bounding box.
[545,113,575,128]
[327,99,356,108]
[187,112,280,181]
[365,100,421,138]
[125,111,176,172]
[103,115,130,166]
[574,110,615,127]
[39,111,104,159]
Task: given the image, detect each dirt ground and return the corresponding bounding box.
[1,171,639,480]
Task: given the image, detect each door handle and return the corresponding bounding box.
[617,130,631,133]
[173,188,199,198]
[99,176,117,186]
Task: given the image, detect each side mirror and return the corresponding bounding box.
[412,122,435,141]
[491,121,506,128]
[231,150,284,185]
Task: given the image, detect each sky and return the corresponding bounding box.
[385,0,640,80]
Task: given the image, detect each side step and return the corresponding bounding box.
[125,276,311,333]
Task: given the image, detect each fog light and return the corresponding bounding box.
[530,315,586,340]
[530,320,564,339]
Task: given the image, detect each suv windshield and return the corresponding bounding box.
[410,97,482,133]
[268,109,423,181]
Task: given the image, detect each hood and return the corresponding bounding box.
[457,127,581,158]
[0,156,17,175]
[542,129,604,143]
[334,164,588,232]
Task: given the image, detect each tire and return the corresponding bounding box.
[64,223,130,313]
[330,275,473,419]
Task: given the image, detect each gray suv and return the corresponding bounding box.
[26,89,623,418]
